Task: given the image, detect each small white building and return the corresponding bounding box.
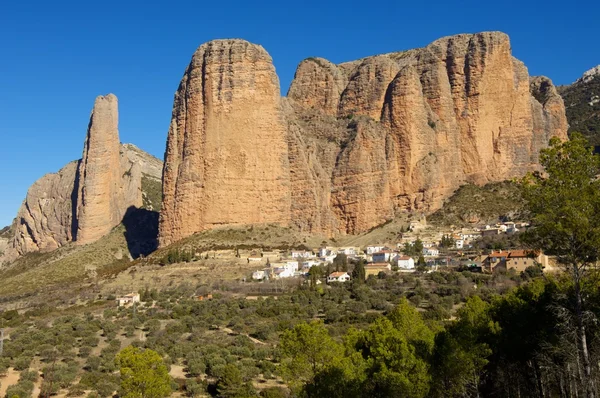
[455,239,464,249]
[327,272,351,283]
[301,260,320,270]
[320,254,337,264]
[372,250,394,263]
[291,250,315,259]
[366,245,385,255]
[397,256,415,269]
[422,247,439,257]
[117,293,140,307]
[338,247,357,256]
[285,260,299,272]
[252,270,266,280]
[247,255,263,263]
[273,267,295,278]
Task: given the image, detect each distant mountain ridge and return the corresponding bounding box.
[559,64,600,145]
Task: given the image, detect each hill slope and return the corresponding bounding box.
[559,65,600,145]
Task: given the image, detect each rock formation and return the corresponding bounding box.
[75,94,141,244]
[159,32,568,244]
[5,95,162,260]
[159,40,291,247]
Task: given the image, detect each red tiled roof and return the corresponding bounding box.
[329,272,348,278]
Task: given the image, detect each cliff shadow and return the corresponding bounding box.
[122,206,159,259]
[70,159,82,240]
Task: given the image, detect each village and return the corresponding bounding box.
[243,218,546,284]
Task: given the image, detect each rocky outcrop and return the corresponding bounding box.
[5,95,162,259]
[286,31,568,234]
[159,40,291,247]
[76,94,142,244]
[158,32,568,244]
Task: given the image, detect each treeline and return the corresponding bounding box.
[279,274,600,397]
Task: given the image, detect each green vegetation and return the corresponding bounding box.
[428,181,525,226]
[559,77,600,145]
[522,133,600,397]
[141,174,163,212]
[116,346,171,398]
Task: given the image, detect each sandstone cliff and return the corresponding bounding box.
[159,40,291,247]
[157,32,567,244]
[5,95,162,260]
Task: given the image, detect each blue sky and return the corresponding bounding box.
[0,0,598,227]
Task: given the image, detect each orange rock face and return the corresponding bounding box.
[159,32,568,243]
[158,40,292,247]
[76,94,142,244]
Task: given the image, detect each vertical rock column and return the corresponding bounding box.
[76,94,141,244]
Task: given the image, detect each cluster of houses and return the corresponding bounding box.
[250,245,423,283]
[479,222,530,237]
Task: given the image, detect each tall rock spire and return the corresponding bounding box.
[75,94,141,245]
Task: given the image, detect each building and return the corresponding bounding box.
[338,247,357,256]
[372,250,394,263]
[301,260,320,270]
[272,267,295,278]
[481,228,500,237]
[396,256,415,269]
[483,250,548,273]
[291,250,315,258]
[117,293,140,307]
[365,263,392,279]
[455,239,464,249]
[252,270,266,280]
[422,247,439,257]
[247,255,263,263]
[284,260,299,272]
[327,272,351,283]
[366,245,385,255]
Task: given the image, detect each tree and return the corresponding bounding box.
[215,364,256,398]
[521,133,600,398]
[308,266,323,290]
[279,321,344,393]
[333,253,348,272]
[115,346,171,398]
[440,235,454,249]
[352,260,366,283]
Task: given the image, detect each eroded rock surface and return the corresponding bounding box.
[159,40,291,247]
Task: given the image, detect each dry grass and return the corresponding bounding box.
[0,225,130,299]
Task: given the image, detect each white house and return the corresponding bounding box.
[422,247,439,257]
[285,260,299,272]
[327,272,351,283]
[117,293,140,307]
[455,239,464,249]
[397,256,415,269]
[366,245,385,255]
[273,267,295,278]
[247,255,263,263]
[320,254,337,264]
[301,260,320,270]
[252,270,266,280]
[291,250,315,259]
[338,247,357,256]
[372,250,394,263]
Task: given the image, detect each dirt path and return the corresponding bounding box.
[0,368,20,397]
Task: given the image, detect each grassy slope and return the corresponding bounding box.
[428,181,526,226]
[0,225,130,298]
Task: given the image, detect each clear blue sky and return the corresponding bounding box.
[0,0,598,227]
